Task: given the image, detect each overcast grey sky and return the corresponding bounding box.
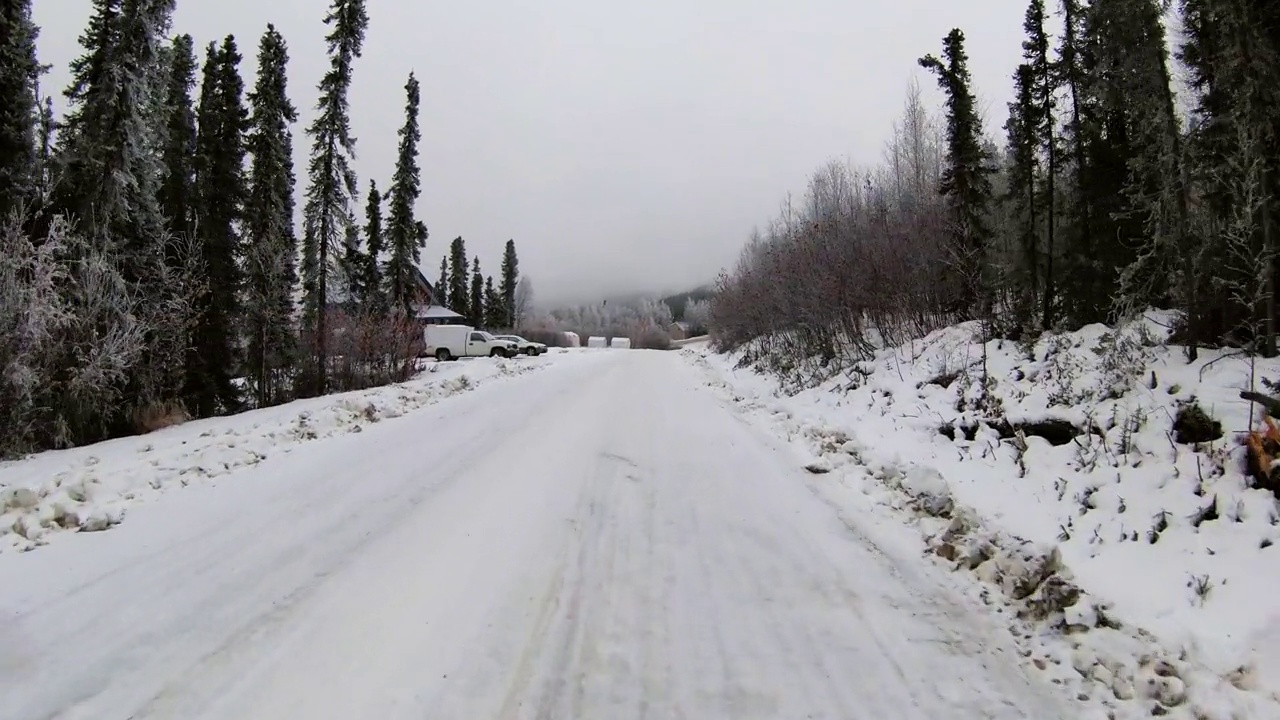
[34,0,1027,307]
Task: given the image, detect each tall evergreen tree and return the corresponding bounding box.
[436,255,448,306]
[362,179,385,309]
[243,24,298,408]
[483,275,501,329]
[56,0,190,420]
[187,36,248,416]
[1089,0,1188,322]
[1022,0,1058,327]
[158,33,197,242]
[342,206,366,303]
[919,29,996,318]
[385,72,427,312]
[1054,0,1110,324]
[1179,0,1280,351]
[1002,0,1061,331]
[300,0,369,396]
[448,236,468,317]
[55,0,121,190]
[469,256,483,327]
[35,92,52,202]
[1004,63,1041,330]
[0,0,40,216]
[56,0,173,261]
[499,239,519,328]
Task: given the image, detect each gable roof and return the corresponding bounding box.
[415,304,464,320]
[407,265,439,303]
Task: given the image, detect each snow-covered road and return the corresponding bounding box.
[0,351,1070,720]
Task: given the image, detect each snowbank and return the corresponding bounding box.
[0,355,552,555]
[692,312,1280,720]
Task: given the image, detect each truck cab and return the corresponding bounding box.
[424,325,519,361]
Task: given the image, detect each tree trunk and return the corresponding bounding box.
[1265,166,1276,356]
[1044,114,1057,329]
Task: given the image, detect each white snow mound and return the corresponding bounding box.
[0,356,551,554]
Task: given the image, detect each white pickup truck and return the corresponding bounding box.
[424,325,519,361]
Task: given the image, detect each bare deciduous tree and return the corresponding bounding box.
[710,82,957,388]
[513,276,534,329]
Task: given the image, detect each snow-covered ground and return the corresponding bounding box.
[0,349,1077,719]
[0,353,558,554]
[690,313,1280,720]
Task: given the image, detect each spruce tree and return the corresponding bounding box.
[363,180,385,310]
[187,36,248,416]
[499,239,519,328]
[1089,0,1188,322]
[1001,0,1061,331]
[342,207,366,304]
[1004,63,1040,330]
[35,93,52,202]
[1022,0,1058,327]
[919,29,996,318]
[448,235,468,317]
[0,0,40,216]
[57,0,172,261]
[483,275,501,329]
[243,24,298,408]
[158,33,197,243]
[436,255,448,306]
[469,256,483,327]
[56,0,188,420]
[1179,0,1280,350]
[1054,0,1107,325]
[385,72,427,312]
[300,0,369,396]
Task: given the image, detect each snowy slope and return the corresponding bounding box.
[0,350,1073,720]
[0,354,559,554]
[692,314,1280,719]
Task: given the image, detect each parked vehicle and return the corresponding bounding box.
[424,325,519,361]
[494,335,548,356]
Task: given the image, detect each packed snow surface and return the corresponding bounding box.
[0,349,1072,720]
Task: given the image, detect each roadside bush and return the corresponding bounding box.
[634,328,672,350]
[709,154,962,373]
[519,328,569,347]
[0,214,152,457]
[302,309,423,394]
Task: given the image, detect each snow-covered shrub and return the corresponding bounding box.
[632,326,671,350]
[1173,401,1223,445]
[549,298,675,343]
[682,298,711,335]
[0,214,149,457]
[1092,321,1157,400]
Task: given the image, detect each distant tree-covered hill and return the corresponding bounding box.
[662,285,714,320]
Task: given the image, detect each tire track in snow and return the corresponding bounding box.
[5,351,1073,720]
